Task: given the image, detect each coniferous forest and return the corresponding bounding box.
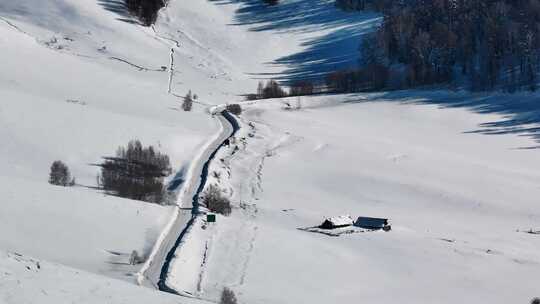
[126,0,167,26]
[332,0,540,92]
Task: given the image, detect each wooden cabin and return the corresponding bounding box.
[320,215,354,229]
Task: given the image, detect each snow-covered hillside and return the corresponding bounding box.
[0,249,209,304]
[0,0,379,301]
[0,0,215,285]
[1,0,539,303]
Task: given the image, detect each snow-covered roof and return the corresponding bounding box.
[324,215,354,226]
[354,217,389,228]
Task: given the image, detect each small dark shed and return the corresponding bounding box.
[354,216,390,230]
[207,213,216,223]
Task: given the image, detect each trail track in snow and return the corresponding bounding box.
[108,56,165,72]
[167,49,175,94]
[0,16,29,35]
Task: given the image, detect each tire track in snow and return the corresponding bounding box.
[196,240,211,294]
[152,26,181,48]
[150,25,180,95]
[238,225,258,286]
[108,56,165,72]
[167,48,174,94]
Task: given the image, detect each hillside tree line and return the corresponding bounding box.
[333,0,540,92]
[126,0,167,26]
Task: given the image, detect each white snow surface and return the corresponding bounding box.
[0,250,210,304]
[180,94,540,303]
[2,0,540,303]
[0,0,379,301]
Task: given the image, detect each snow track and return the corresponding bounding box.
[108,56,165,72]
[167,48,175,94]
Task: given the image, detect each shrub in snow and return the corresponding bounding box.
[182,90,193,112]
[226,104,242,115]
[220,287,237,304]
[245,93,258,101]
[96,140,172,204]
[202,184,232,216]
[129,250,144,265]
[254,80,288,99]
[49,160,75,187]
[531,298,540,304]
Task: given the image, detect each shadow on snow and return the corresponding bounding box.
[97,0,140,24]
[210,0,381,83]
[208,0,540,147]
[353,90,540,149]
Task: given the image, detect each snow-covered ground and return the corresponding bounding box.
[0,249,209,304]
[0,0,217,285]
[2,0,540,303]
[0,0,379,300]
[184,93,540,303]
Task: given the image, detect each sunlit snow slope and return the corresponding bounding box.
[0,0,379,302]
[4,0,539,303]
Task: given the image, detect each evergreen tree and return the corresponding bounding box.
[97,140,172,204]
[125,0,167,26]
[340,0,540,92]
[49,161,74,187]
[219,287,238,304]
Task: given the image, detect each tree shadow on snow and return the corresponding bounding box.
[254,21,379,83]
[352,90,540,149]
[209,0,381,83]
[210,0,377,32]
[208,0,540,147]
[97,0,140,24]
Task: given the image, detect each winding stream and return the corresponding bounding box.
[157,110,240,295]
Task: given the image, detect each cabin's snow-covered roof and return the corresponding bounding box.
[324,215,354,226]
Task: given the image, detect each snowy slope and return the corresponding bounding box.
[0,250,210,304]
[3,0,539,303]
[0,0,380,301]
[0,0,215,285]
[1,0,379,295]
[182,93,540,303]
